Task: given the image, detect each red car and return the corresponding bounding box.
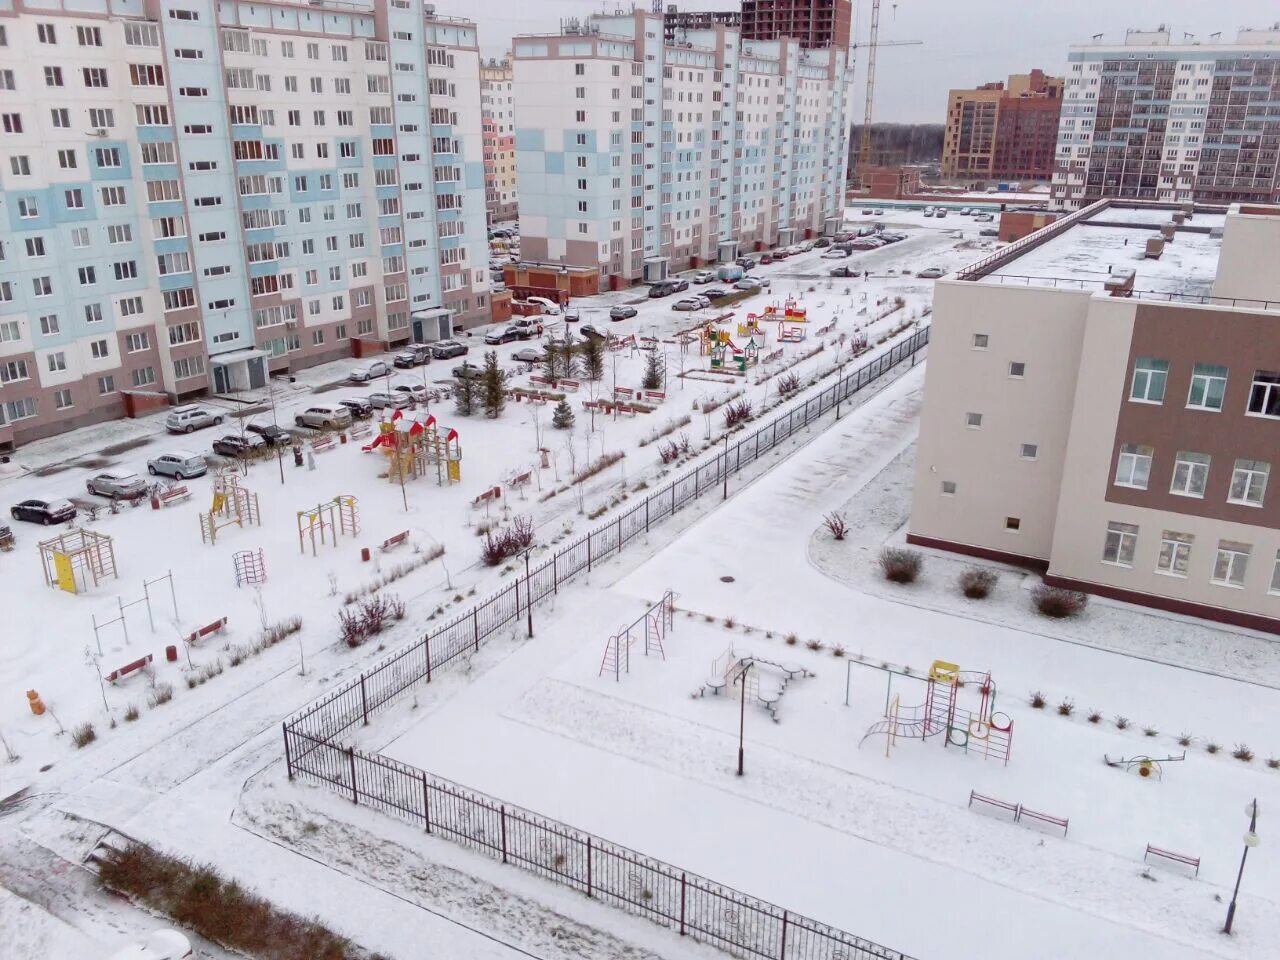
[760,254,774,265]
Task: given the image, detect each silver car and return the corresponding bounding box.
[86,471,147,499]
[367,391,412,410]
[146,451,208,480]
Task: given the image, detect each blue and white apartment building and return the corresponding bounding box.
[0,0,489,448]
[511,9,853,286]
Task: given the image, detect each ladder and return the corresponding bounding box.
[924,677,955,738]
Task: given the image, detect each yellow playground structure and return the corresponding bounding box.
[199,472,262,545]
[757,297,808,323]
[39,528,117,594]
[362,410,461,485]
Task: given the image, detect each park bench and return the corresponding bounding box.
[1145,844,1199,877]
[311,436,336,453]
[530,375,553,387]
[104,653,154,684]
[186,616,228,646]
[381,530,410,551]
[560,379,579,392]
[156,486,191,507]
[472,486,502,508]
[644,391,667,403]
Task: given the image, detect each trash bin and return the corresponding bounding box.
[292,444,304,467]
[165,644,178,663]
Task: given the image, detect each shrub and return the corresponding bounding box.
[71,722,97,749]
[1057,699,1075,717]
[958,568,998,599]
[1031,584,1088,618]
[148,683,173,708]
[1176,733,1193,747]
[1205,741,1221,754]
[572,450,625,485]
[124,704,140,722]
[338,608,366,648]
[1029,691,1046,709]
[1233,744,1254,762]
[387,595,406,621]
[784,633,799,646]
[879,547,922,584]
[657,440,680,464]
[822,512,849,541]
[1087,710,1102,724]
[776,372,801,397]
[832,645,846,658]
[723,399,753,428]
[805,639,824,652]
[1142,725,1158,738]
[1266,757,1279,770]
[723,616,736,629]
[1114,716,1130,730]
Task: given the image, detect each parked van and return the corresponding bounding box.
[716,264,745,282]
[294,404,354,430]
[526,296,562,316]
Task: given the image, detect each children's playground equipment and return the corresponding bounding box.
[363,410,462,485]
[1104,752,1186,780]
[860,659,1013,764]
[736,316,765,339]
[296,495,360,556]
[599,590,675,681]
[233,548,267,586]
[198,472,261,545]
[705,327,761,373]
[778,325,806,343]
[696,647,811,722]
[759,297,808,324]
[39,528,117,594]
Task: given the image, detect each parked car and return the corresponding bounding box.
[959,207,972,216]
[692,270,716,284]
[935,208,948,218]
[861,209,875,215]
[294,403,354,429]
[146,451,208,481]
[526,296,562,316]
[431,340,468,360]
[484,326,521,345]
[609,305,638,321]
[349,360,391,382]
[245,421,292,444]
[813,237,832,248]
[367,391,412,410]
[874,209,884,216]
[648,281,679,298]
[979,228,999,237]
[452,361,483,379]
[393,383,430,404]
[85,471,147,499]
[922,207,935,218]
[917,266,946,279]
[164,405,223,434]
[672,296,710,311]
[107,929,193,960]
[335,398,373,420]
[759,254,774,265]
[974,213,995,222]
[829,265,859,278]
[822,248,851,259]
[0,521,11,545]
[734,277,771,290]
[735,256,757,269]
[580,324,607,340]
[563,307,581,323]
[513,346,547,364]
[393,344,432,368]
[512,317,545,338]
[11,498,77,525]
[212,433,268,458]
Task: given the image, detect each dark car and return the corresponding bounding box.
[11,498,77,525]
[337,397,374,420]
[648,281,678,298]
[212,434,268,458]
[245,422,293,444]
[703,287,732,301]
[452,361,483,379]
[609,305,638,321]
[393,344,432,368]
[431,340,468,360]
[829,265,859,278]
[670,278,689,293]
[813,237,832,248]
[580,324,607,340]
[484,326,521,345]
[735,256,757,269]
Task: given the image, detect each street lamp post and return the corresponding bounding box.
[735,660,752,776]
[1223,799,1261,935]
[523,548,534,638]
[722,434,729,501]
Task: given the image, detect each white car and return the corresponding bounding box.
[349,360,391,382]
[367,391,412,410]
[734,277,771,291]
[393,383,430,403]
[672,296,711,311]
[164,405,223,434]
[692,270,716,284]
[108,929,193,960]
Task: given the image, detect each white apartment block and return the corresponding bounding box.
[481,57,517,224]
[511,10,853,286]
[0,0,489,449]
[1052,26,1280,211]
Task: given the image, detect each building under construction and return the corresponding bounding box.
[663,1,852,49]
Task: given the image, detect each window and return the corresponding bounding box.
[83,68,109,88]
[1130,357,1168,403]
[1228,459,1269,507]
[1212,541,1251,588]
[2,113,23,134]
[125,23,160,47]
[971,333,988,349]
[5,398,36,421]
[45,66,64,87]
[0,285,11,305]
[129,64,165,87]
[1247,371,1280,418]
[25,237,45,257]
[1008,361,1026,378]
[84,304,103,323]
[46,353,66,373]
[0,360,30,383]
[1170,451,1210,498]
[65,188,85,209]
[1157,532,1193,578]
[38,315,59,335]
[17,198,38,218]
[1005,517,1021,532]
[37,23,56,44]
[965,412,982,429]
[1186,363,1227,411]
[33,276,53,296]
[136,104,169,126]
[1114,443,1153,489]
[10,156,30,176]
[107,224,132,244]
[90,339,110,359]
[97,376,116,395]
[1102,521,1139,566]
[54,390,73,410]
[131,367,156,387]
[941,480,957,496]
[89,108,114,128]
[173,356,205,379]
[119,297,143,317]
[101,186,127,207]
[113,261,138,281]
[125,332,150,352]
[95,147,121,167]
[78,266,97,286]
[1019,443,1038,461]
[78,25,103,46]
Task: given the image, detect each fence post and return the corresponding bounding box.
[615,515,622,553]
[645,496,650,532]
[779,910,788,959]
[587,531,593,573]
[422,771,432,834]
[473,609,479,652]
[679,872,687,935]
[500,804,508,864]
[553,551,558,594]
[671,482,677,515]
[515,573,522,620]
[360,673,369,725]
[348,747,358,805]
[425,634,432,683]
[282,722,293,780]
[586,836,593,898]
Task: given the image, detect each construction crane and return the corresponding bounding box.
[853,0,922,183]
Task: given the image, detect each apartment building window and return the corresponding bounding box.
[1008,361,1026,379]
[1019,443,1038,461]
[940,481,957,496]
[965,412,982,429]
[0,360,30,383]
[38,315,59,335]
[54,390,72,410]
[1114,443,1153,490]
[1228,459,1269,507]
[971,333,988,350]
[173,356,205,379]
[1212,541,1251,588]
[5,398,36,421]
[1153,531,1194,578]
[120,297,143,317]
[37,22,56,44]
[65,188,85,209]
[84,304,103,323]
[1247,371,1280,418]
[1130,357,1168,403]
[10,156,30,176]
[113,261,138,281]
[46,353,66,373]
[136,104,169,126]
[1102,521,1139,567]
[89,339,110,360]
[78,266,97,286]
[17,198,37,218]
[45,66,64,87]
[576,111,587,122]
[125,332,149,352]
[25,237,45,257]
[101,186,126,207]
[107,225,132,244]
[1,112,22,134]
[1187,363,1227,411]
[33,276,53,296]
[1005,517,1021,532]
[1170,451,1210,498]
[0,284,11,305]
[131,367,156,387]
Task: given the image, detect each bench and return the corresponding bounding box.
[350,423,373,441]
[510,471,531,488]
[582,400,600,411]
[560,379,579,392]
[105,653,154,684]
[530,375,553,387]
[1145,844,1199,877]
[311,436,336,453]
[472,485,502,508]
[186,616,228,646]
[644,391,666,403]
[381,530,410,551]
[1017,806,1069,837]
[156,486,191,507]
[968,791,1019,820]
[614,387,635,401]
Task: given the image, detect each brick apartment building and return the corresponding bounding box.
[664,1,852,49]
[909,198,1280,632]
[941,70,1064,181]
[1052,26,1280,210]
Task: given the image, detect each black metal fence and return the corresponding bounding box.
[283,327,929,960]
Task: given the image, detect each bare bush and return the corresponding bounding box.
[776,372,801,397]
[879,547,922,584]
[572,450,625,485]
[958,568,998,599]
[147,682,173,708]
[723,399,753,428]
[822,512,849,541]
[338,608,366,648]
[71,722,97,748]
[657,440,680,464]
[1031,584,1088,619]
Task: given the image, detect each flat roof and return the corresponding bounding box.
[979,207,1226,297]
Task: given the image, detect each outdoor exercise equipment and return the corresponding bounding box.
[39,528,117,594]
[233,548,267,586]
[695,647,810,722]
[1104,752,1186,780]
[198,472,261,545]
[598,590,675,681]
[296,495,360,556]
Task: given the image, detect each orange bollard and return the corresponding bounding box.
[27,690,46,716]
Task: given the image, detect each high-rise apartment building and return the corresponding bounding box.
[0,0,489,449]
[662,6,742,46]
[481,58,517,224]
[741,0,853,50]
[511,10,853,286]
[909,198,1280,633]
[941,70,1064,181]
[1052,27,1280,211]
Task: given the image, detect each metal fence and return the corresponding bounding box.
[283,326,929,960]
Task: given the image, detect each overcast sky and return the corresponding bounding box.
[430,0,1279,122]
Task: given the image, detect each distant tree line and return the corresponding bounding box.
[847,123,945,172]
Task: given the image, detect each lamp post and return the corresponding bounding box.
[523,548,534,639]
[1223,799,1261,935]
[722,434,729,501]
[734,660,752,776]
